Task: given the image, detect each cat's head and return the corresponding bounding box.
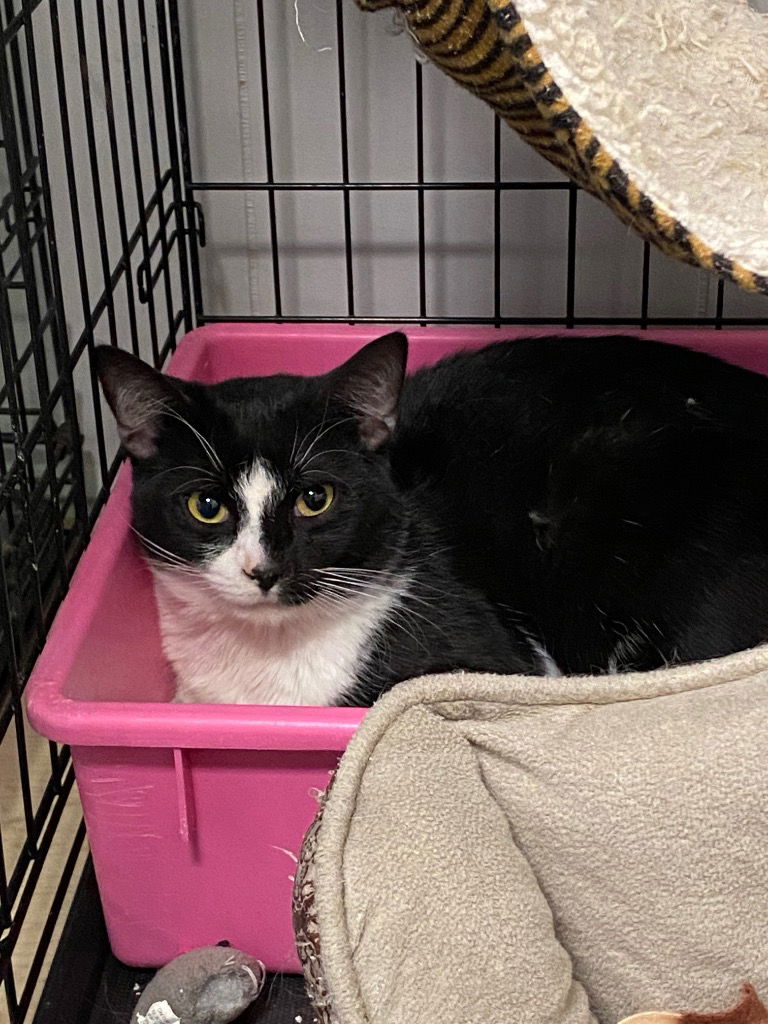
[94,332,410,614]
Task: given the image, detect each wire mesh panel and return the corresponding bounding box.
[0,2,767,1023]
[0,2,190,1021]
[180,0,768,328]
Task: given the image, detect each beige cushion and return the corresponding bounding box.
[295,646,768,1024]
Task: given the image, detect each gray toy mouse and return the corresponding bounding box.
[130,945,264,1024]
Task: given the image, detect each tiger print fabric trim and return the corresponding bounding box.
[354,0,768,297]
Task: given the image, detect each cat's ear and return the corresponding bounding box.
[328,332,408,449]
[93,346,189,460]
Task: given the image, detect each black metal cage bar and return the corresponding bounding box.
[0,1,766,1022]
[1,2,189,1020]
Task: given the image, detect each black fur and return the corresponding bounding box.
[96,333,768,705]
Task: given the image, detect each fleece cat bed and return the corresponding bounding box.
[356,0,768,297]
[293,643,768,1024]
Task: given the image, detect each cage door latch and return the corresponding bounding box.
[137,200,205,304]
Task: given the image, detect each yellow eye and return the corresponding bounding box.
[187,491,230,524]
[295,484,335,518]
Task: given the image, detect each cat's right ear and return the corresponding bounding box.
[328,331,408,449]
[93,346,188,460]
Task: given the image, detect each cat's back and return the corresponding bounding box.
[395,334,768,470]
[401,334,768,422]
[393,334,768,674]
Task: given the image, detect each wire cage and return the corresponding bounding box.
[1,2,767,1022]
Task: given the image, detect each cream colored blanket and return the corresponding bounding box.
[294,646,768,1024]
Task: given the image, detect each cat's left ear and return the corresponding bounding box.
[328,332,407,449]
[93,346,192,460]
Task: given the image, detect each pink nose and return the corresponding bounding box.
[242,565,280,592]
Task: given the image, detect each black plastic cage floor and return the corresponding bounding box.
[33,861,313,1024]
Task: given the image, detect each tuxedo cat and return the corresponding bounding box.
[95,332,768,705]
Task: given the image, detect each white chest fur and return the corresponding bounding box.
[152,570,397,705]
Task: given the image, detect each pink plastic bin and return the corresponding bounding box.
[26,323,768,971]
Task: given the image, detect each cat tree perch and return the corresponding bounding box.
[357,0,768,297]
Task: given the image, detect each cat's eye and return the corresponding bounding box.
[295,484,335,518]
[187,491,230,524]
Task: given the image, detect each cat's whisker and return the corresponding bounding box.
[144,557,200,577]
[313,565,405,581]
[318,571,450,615]
[293,406,331,468]
[147,464,219,485]
[129,524,176,557]
[312,566,398,577]
[327,566,453,598]
[386,600,454,643]
[311,571,421,604]
[313,574,400,596]
[170,478,223,496]
[380,604,433,657]
[318,574,397,591]
[130,526,199,573]
[397,544,453,564]
[321,551,457,589]
[289,420,300,467]
[295,415,357,470]
[307,591,353,616]
[143,549,196,573]
[304,584,368,618]
[311,579,366,599]
[142,542,186,565]
[314,593,351,611]
[145,558,201,578]
[313,587,430,652]
[403,578,458,601]
[325,566,393,572]
[315,575,449,642]
[310,580,398,614]
[160,407,225,474]
[303,469,349,487]
[299,448,353,471]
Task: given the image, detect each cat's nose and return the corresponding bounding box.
[243,565,280,592]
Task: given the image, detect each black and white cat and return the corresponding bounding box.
[96,332,768,705]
